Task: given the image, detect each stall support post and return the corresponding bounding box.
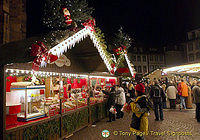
[0,64,5,140]
[59,74,63,138]
[87,75,92,124]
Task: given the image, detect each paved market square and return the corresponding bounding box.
[69,109,200,140]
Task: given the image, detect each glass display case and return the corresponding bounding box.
[8,84,46,121]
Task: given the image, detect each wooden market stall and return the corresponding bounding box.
[143,69,168,84]
[162,63,200,83]
[0,26,122,140]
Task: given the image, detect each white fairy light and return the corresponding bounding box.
[39,27,113,74]
[124,53,134,77]
[21,70,24,73]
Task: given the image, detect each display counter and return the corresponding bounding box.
[5,99,108,140]
[5,69,116,139]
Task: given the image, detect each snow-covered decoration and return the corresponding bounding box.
[41,27,113,73]
[124,53,135,77]
[39,25,135,76]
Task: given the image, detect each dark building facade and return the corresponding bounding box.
[164,43,186,67]
[186,28,200,63]
[0,0,26,46]
[129,47,165,75]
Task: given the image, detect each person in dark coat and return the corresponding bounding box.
[102,86,116,122]
[150,81,166,121]
[192,81,200,122]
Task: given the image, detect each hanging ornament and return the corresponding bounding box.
[54,55,71,67]
[113,45,128,56]
[82,18,96,32]
[110,69,115,75]
[113,47,123,55]
[63,8,72,26]
[31,41,58,71]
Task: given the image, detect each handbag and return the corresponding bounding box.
[130,112,145,130]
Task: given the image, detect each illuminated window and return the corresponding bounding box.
[134,66,137,72]
[196,52,200,59]
[155,55,158,61]
[138,66,142,73]
[189,54,194,61]
[196,42,200,50]
[142,56,146,62]
[188,43,193,52]
[143,66,147,73]
[150,65,154,71]
[133,55,136,61]
[155,65,159,69]
[191,32,196,40]
[137,55,141,62]
[150,55,153,61]
[159,55,163,61]
[197,32,200,38]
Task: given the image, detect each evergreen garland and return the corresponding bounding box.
[93,27,115,70]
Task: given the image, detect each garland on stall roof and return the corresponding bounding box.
[109,27,136,77]
[93,27,116,74]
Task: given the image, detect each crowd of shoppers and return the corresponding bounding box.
[101,76,200,140]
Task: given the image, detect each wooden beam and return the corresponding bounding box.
[0,64,5,140]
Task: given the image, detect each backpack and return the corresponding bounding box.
[153,85,161,98]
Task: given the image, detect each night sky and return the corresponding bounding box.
[27,0,200,48]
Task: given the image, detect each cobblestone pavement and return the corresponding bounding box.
[69,108,200,140]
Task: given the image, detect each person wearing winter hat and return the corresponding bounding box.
[130,82,153,140]
[135,83,145,94]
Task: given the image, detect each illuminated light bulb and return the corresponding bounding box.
[6,69,8,73]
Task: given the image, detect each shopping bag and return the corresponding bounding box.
[121,103,131,113]
[109,106,117,114]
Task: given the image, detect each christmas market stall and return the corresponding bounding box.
[1,27,118,139]
[143,69,167,83]
[0,1,136,139]
[162,63,200,84]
